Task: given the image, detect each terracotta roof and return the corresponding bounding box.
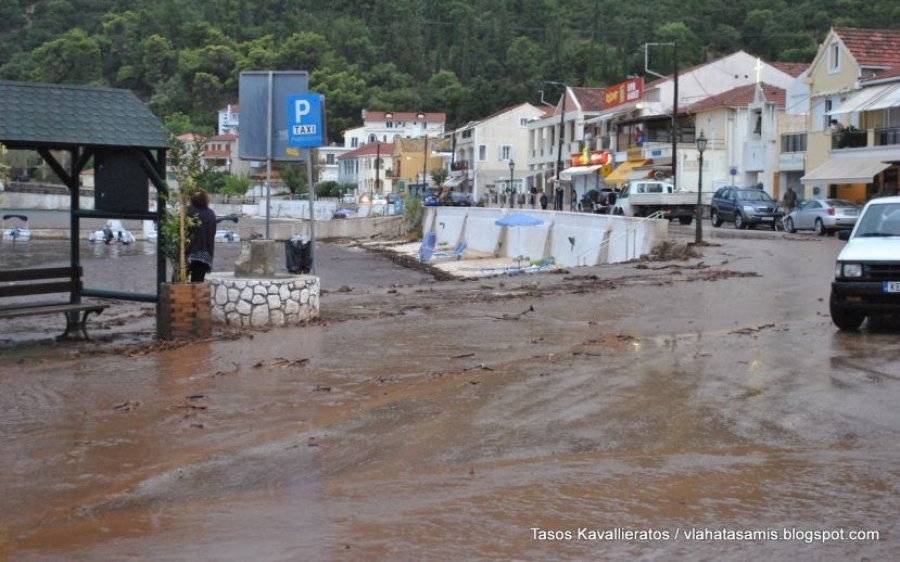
[770,62,808,78]
[571,87,605,112]
[208,133,236,141]
[683,83,786,113]
[867,66,900,82]
[338,141,393,159]
[834,27,900,69]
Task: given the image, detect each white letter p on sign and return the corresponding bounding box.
[295,99,311,123]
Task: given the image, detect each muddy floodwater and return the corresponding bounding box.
[1,226,899,561]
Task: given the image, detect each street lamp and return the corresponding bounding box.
[509,159,515,208]
[417,112,427,196]
[422,135,428,196]
[695,130,707,245]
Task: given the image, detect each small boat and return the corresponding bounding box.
[143,220,158,242]
[215,214,240,243]
[2,214,31,241]
[88,219,136,245]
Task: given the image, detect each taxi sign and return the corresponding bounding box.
[287,94,324,148]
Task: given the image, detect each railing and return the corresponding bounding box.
[876,127,900,146]
[832,128,868,149]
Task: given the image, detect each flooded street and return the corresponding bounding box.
[1,226,899,561]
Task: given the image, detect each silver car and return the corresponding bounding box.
[783,198,860,235]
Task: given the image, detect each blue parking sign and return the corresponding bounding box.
[287,94,324,148]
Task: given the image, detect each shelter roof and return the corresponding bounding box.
[0,80,168,150]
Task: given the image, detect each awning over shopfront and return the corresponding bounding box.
[559,164,602,181]
[830,83,900,115]
[605,159,653,184]
[800,155,892,185]
[442,176,468,189]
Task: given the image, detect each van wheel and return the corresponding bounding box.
[710,210,722,227]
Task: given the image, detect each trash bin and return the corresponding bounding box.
[285,235,312,274]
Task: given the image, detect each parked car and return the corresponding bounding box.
[709,187,780,229]
[358,192,386,205]
[443,191,473,206]
[424,194,441,206]
[783,198,860,235]
[831,196,900,330]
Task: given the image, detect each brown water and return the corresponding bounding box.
[1,233,898,561]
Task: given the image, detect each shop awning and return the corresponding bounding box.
[559,164,602,181]
[830,83,900,115]
[605,159,653,183]
[800,155,892,184]
[442,176,468,188]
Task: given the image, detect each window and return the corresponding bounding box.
[478,145,487,161]
[519,118,529,127]
[351,138,359,148]
[752,110,762,135]
[829,41,841,72]
[500,145,512,160]
[781,133,807,153]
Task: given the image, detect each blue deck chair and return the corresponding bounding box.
[432,242,467,260]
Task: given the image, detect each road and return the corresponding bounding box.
[1,222,899,561]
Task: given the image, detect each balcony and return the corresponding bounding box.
[451,160,470,171]
[832,127,868,149]
[876,127,900,146]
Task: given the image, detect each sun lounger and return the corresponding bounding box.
[432,242,467,260]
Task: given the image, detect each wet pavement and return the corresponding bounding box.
[2,222,900,561]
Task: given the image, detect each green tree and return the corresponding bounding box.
[29,29,103,84]
[279,163,306,198]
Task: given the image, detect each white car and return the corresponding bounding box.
[831,196,900,330]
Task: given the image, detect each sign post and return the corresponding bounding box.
[239,72,325,273]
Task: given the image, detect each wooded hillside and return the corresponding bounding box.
[2,0,898,140]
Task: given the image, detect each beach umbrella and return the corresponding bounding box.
[495,213,543,265]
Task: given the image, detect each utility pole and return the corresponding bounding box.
[544,81,568,211]
[644,43,678,191]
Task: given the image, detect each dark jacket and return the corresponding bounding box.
[185,205,217,266]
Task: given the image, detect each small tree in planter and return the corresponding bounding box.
[156,133,211,340]
[161,133,206,283]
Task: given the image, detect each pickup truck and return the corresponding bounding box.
[830,196,900,330]
[611,180,704,224]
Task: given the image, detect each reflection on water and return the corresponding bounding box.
[0,239,156,269]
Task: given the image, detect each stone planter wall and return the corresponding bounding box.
[207,273,319,328]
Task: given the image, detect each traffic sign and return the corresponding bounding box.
[287,94,324,148]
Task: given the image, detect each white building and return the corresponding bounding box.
[447,103,546,204]
[343,110,446,148]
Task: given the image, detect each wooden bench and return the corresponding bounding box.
[0,266,109,340]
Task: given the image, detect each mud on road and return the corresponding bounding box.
[2,228,899,561]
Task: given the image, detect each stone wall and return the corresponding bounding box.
[207,273,320,328]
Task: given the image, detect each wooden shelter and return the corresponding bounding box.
[0,80,169,307]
